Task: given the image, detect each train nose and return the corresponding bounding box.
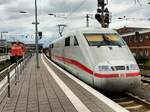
[102,77,140,92]
[94,75,141,92]
[94,61,141,92]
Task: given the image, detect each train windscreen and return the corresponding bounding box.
[84,34,126,47]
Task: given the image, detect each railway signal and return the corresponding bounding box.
[38,32,42,40]
[95,0,110,28]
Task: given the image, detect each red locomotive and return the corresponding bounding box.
[9,42,26,62]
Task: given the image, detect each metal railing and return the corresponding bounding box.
[0,54,32,102]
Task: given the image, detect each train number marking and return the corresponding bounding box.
[119,73,126,78]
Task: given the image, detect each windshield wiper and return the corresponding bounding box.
[97,42,107,48]
[116,43,122,47]
[97,45,101,48]
[103,35,122,47]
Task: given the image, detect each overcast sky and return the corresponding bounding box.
[0,0,150,45]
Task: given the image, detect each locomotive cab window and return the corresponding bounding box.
[84,34,126,47]
[65,37,70,46]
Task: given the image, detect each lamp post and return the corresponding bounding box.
[48,13,56,17]
[20,0,39,68]
[48,13,67,19]
[34,0,39,68]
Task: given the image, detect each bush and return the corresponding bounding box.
[135,56,149,64]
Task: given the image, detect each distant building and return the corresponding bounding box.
[117,27,150,57]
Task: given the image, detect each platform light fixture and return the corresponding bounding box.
[19,11,27,14]
[48,13,56,17]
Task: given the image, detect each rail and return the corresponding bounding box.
[139,65,150,70]
[141,78,150,87]
[0,54,32,103]
[111,93,150,112]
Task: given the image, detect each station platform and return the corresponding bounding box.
[0,54,129,112]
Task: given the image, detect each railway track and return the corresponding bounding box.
[139,66,150,86]
[140,68,150,86]
[141,75,150,85]
[109,93,150,112]
[139,65,150,70]
[0,60,12,71]
[0,63,14,81]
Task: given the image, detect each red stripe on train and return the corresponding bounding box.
[52,55,140,78]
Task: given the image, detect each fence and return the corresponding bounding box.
[0,54,32,103]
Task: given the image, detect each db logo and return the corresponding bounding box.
[119,73,126,78]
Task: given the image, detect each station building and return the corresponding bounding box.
[117,27,150,57]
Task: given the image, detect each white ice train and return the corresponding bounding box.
[48,27,141,92]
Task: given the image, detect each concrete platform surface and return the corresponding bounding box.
[0,55,128,112]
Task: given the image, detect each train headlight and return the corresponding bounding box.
[129,64,139,70]
[98,66,112,71]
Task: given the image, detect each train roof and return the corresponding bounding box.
[63,27,117,35]
[50,27,118,44]
[11,41,25,45]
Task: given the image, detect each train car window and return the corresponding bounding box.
[74,36,79,46]
[104,35,120,41]
[123,36,128,43]
[125,36,129,43]
[86,35,103,42]
[134,36,137,43]
[65,37,70,46]
[139,35,143,42]
[145,34,149,39]
[85,34,103,46]
[144,49,149,56]
[129,36,132,43]
[84,34,126,47]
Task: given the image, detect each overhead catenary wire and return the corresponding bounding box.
[47,0,89,29]
[65,0,87,19]
[62,0,90,27]
[134,0,142,6]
